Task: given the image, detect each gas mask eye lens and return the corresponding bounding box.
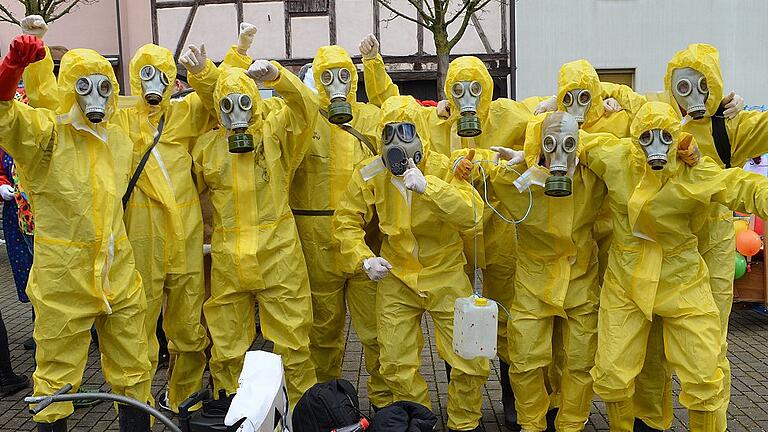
[159,72,170,86]
[397,123,417,142]
[661,130,673,145]
[451,82,465,99]
[382,124,396,145]
[469,81,482,97]
[238,94,253,111]
[320,70,334,86]
[578,90,591,106]
[139,65,155,81]
[698,76,708,93]
[97,79,112,97]
[563,136,577,152]
[639,131,653,146]
[562,92,574,107]
[220,97,234,114]
[676,79,692,97]
[338,68,351,84]
[543,135,557,152]
[75,77,92,95]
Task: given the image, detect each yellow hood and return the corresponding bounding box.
[212,66,264,132]
[664,43,724,118]
[312,45,358,107]
[378,95,432,156]
[445,56,493,121]
[57,49,120,120]
[128,44,177,113]
[629,101,688,174]
[557,59,605,126]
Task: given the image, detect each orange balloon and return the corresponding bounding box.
[736,230,762,257]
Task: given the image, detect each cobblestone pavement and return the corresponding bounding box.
[1,246,767,431]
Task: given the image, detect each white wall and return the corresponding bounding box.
[516,0,768,104]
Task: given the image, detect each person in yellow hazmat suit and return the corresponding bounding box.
[19,15,258,413]
[289,45,392,409]
[581,101,768,432]
[604,44,765,432]
[333,95,488,432]
[188,59,318,407]
[359,34,534,429]
[0,35,152,431]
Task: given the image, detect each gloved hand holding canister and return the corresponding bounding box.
[0,35,46,101]
[490,146,525,166]
[453,149,475,181]
[403,159,427,194]
[363,257,392,282]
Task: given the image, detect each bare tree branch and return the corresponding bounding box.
[0,3,20,25]
[49,0,90,22]
[404,0,434,25]
[448,0,493,48]
[445,0,475,26]
[374,0,425,28]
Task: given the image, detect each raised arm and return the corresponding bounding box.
[690,159,768,220]
[360,35,400,107]
[333,167,378,275]
[19,15,59,111]
[600,81,648,119]
[0,35,54,170]
[728,110,768,168]
[250,60,319,172]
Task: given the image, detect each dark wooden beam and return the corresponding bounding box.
[500,0,507,54]
[372,0,380,40]
[236,0,243,24]
[156,0,272,8]
[284,1,292,58]
[416,0,424,55]
[173,0,201,61]
[470,12,493,54]
[151,0,159,44]
[328,0,336,44]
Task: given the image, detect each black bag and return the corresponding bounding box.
[293,379,362,432]
[370,401,436,432]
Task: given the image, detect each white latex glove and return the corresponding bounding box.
[0,184,15,201]
[237,22,258,55]
[533,96,557,115]
[722,91,744,119]
[179,44,208,75]
[21,15,48,39]
[403,158,427,194]
[247,59,279,82]
[490,146,525,166]
[363,257,392,282]
[603,97,623,114]
[437,99,451,119]
[358,34,380,60]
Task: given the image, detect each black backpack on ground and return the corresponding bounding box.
[293,379,363,432]
[370,401,436,432]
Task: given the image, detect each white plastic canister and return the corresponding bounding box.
[453,295,498,359]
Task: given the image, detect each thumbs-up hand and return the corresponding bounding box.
[453,148,475,181]
[403,158,427,194]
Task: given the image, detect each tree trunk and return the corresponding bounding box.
[434,31,450,100]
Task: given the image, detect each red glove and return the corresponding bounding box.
[0,35,45,101]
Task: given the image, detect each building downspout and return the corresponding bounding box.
[115,0,126,91]
[509,0,516,99]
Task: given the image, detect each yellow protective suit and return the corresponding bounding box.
[362,54,533,377]
[22,44,252,412]
[333,96,488,431]
[460,119,610,431]
[288,46,391,407]
[585,101,768,432]
[1,49,151,423]
[190,64,318,406]
[606,44,768,430]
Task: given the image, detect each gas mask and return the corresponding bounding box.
[450,80,483,137]
[75,74,113,124]
[381,122,423,176]
[319,67,352,124]
[541,112,579,197]
[561,89,592,123]
[671,67,709,119]
[638,128,674,170]
[138,65,170,106]
[219,93,255,153]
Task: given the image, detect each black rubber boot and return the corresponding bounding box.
[118,404,150,432]
[37,418,67,432]
[545,408,558,432]
[0,311,29,395]
[634,418,663,432]
[499,361,521,431]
